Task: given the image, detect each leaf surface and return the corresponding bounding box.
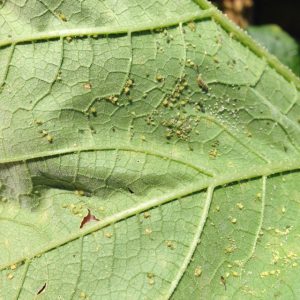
[248,24,300,76]
[0,0,300,299]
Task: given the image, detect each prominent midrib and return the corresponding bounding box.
[1,159,299,271]
[0,9,215,48]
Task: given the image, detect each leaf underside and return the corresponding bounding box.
[0,0,299,299]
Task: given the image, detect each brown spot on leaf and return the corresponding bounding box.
[80,209,99,229]
[37,283,47,295]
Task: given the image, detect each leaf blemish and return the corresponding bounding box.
[128,187,134,194]
[37,283,47,295]
[80,209,99,229]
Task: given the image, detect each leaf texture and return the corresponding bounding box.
[0,0,299,299]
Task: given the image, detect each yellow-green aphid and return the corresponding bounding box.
[196,65,209,92]
[57,11,67,22]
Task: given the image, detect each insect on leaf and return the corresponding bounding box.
[0,0,300,299]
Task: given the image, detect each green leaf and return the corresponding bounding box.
[248,24,300,76]
[0,0,300,299]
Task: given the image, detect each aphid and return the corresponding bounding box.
[220,276,226,290]
[34,120,43,126]
[90,107,97,116]
[41,130,48,137]
[46,134,53,143]
[75,190,85,196]
[83,83,92,90]
[236,203,244,210]
[144,228,152,235]
[196,65,208,92]
[194,266,202,277]
[124,86,130,95]
[57,11,67,22]
[197,74,208,92]
[156,74,164,82]
[107,95,118,104]
[187,21,196,31]
[232,271,240,277]
[66,36,73,43]
[147,273,155,285]
[230,217,237,224]
[143,212,151,218]
[166,240,175,250]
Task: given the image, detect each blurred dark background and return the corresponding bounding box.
[212,0,300,41]
[254,0,300,41]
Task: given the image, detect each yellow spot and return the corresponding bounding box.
[166,240,175,250]
[124,87,130,94]
[57,11,67,22]
[147,273,155,285]
[143,212,151,218]
[287,252,297,259]
[75,190,85,196]
[229,217,237,224]
[209,148,218,159]
[107,95,118,104]
[10,264,16,270]
[105,232,113,238]
[90,107,97,114]
[156,74,164,82]
[7,273,14,280]
[260,271,269,278]
[145,228,152,235]
[187,21,196,31]
[236,203,244,210]
[274,228,290,235]
[80,292,87,299]
[83,83,92,90]
[272,252,280,264]
[232,271,240,277]
[194,266,202,277]
[260,269,280,278]
[225,245,236,254]
[281,207,286,214]
[46,134,53,143]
